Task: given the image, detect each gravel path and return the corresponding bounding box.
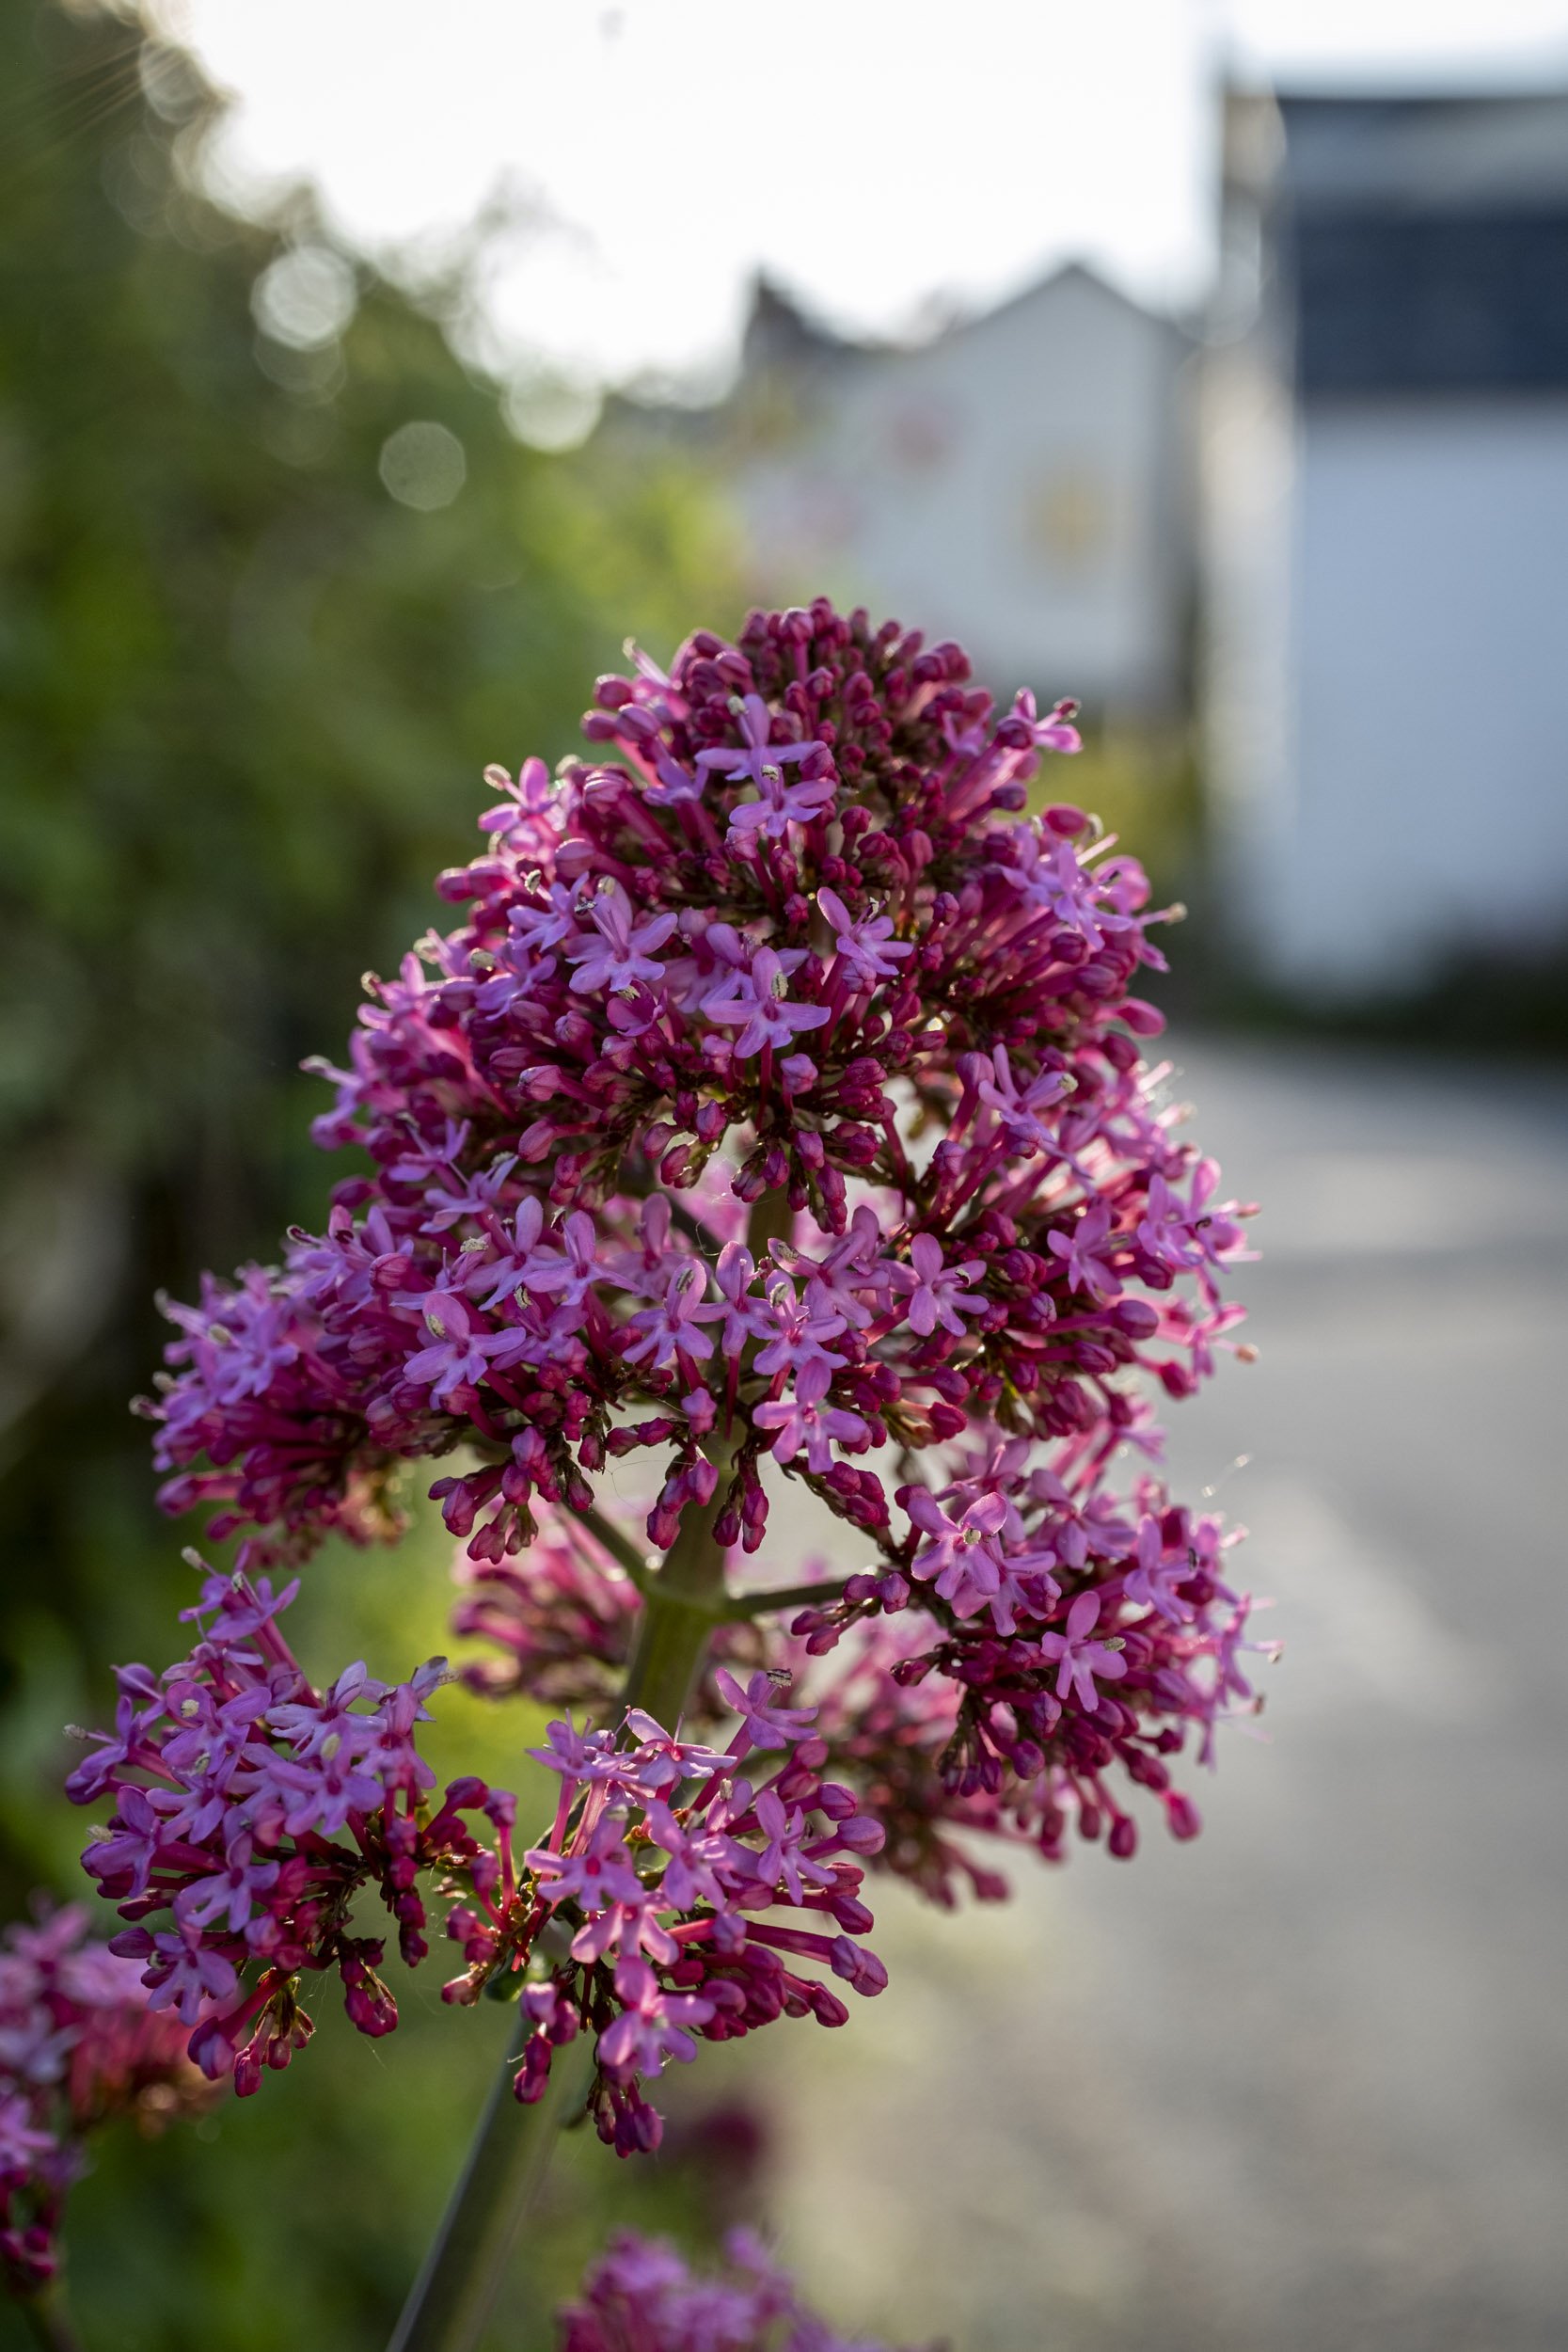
[746,1038,1568,2352]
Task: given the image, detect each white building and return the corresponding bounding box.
[626,266,1195,721]
[1204,90,1568,999]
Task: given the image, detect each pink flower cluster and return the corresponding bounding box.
[557,2228,927,2352]
[71,1571,886,2156]
[73,596,1269,2148]
[0,1904,211,2294]
[449,1672,887,2159]
[783,1450,1276,1876]
[67,1568,510,2093]
[144,599,1239,1597]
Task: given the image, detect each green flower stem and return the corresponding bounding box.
[388,1515,726,2352]
[619,1487,729,1722]
[745,1181,796,1265]
[565,1499,654,1592]
[726,1572,855,1620]
[387,2023,590,2352]
[19,2285,86,2352]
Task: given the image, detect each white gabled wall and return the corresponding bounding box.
[1200,338,1299,976]
[1259,399,1568,994]
[733,269,1191,712]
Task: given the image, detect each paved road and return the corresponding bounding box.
[743,1038,1568,2352]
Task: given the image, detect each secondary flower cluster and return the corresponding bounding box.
[0,1904,211,2295]
[451,1465,1274,1901]
[71,1570,886,2155]
[450,1672,887,2159]
[557,2229,925,2352]
[67,1567,511,2093]
[782,1443,1275,1877]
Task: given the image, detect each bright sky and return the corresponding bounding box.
[156,0,1568,405]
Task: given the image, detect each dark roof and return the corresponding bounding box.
[1274,94,1568,395]
[1291,210,1568,393]
[739,274,850,373]
[735,259,1175,378]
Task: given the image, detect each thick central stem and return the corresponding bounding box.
[615,1180,790,1723]
[619,1486,728,1724]
[387,2032,588,2352]
[388,1496,729,2352]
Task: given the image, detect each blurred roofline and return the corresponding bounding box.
[737,256,1189,369]
[1219,72,1568,105]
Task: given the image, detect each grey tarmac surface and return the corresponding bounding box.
[745,1038,1568,2352]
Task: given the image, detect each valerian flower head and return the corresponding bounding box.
[85,597,1266,2148]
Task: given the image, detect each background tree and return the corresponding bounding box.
[0,4,741,2343]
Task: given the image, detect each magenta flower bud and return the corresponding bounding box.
[829,1937,888,1996]
[187,2014,238,2081]
[1165,1792,1202,1841]
[832,1815,885,1854]
[442,1776,488,1810]
[688,1456,718,1506]
[514,2036,553,2104]
[1114,1297,1160,1335]
[807,1986,851,2029]
[341,1976,398,2039]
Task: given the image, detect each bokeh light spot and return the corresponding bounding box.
[378,421,467,509]
[251,245,357,350]
[502,373,603,453]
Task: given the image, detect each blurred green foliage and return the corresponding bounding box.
[1041,719,1200,905]
[0,3,756,2342]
